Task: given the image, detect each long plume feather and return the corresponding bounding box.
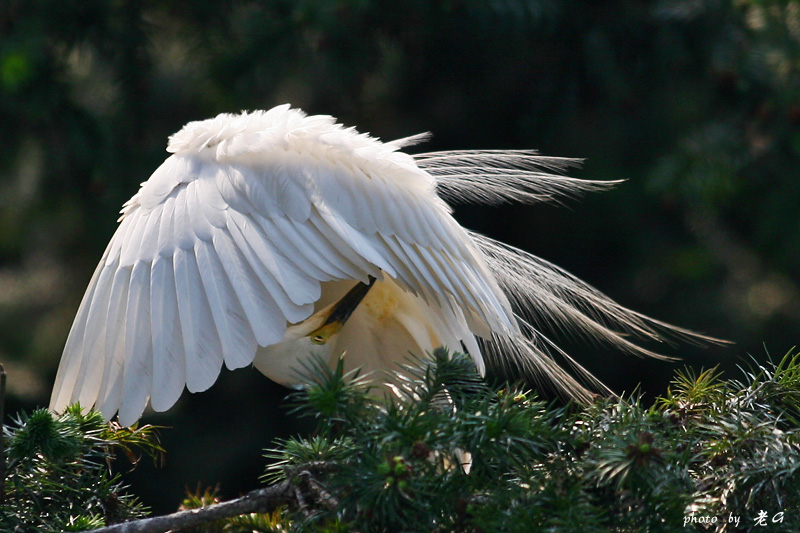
[416,149,726,398]
[418,150,620,205]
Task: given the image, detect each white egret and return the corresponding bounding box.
[50,105,715,426]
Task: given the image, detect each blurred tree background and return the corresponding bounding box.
[1,0,798,514]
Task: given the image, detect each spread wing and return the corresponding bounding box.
[49,108,516,425]
[51,106,723,427]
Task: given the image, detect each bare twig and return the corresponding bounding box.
[301,470,340,510]
[87,482,294,533]
[87,462,333,533]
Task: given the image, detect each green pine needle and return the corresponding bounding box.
[4,349,799,531]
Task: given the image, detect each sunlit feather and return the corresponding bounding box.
[50,105,721,425]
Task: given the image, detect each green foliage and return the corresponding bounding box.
[288,356,376,433]
[0,405,161,531]
[258,348,800,531]
[3,351,799,531]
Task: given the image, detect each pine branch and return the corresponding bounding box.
[86,483,293,533]
[87,462,331,533]
[4,350,799,531]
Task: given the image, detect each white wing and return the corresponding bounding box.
[51,105,721,425]
[50,106,517,425]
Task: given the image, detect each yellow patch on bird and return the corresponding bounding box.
[360,279,444,352]
[360,281,402,322]
[425,323,442,349]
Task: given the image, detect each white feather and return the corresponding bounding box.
[226,211,315,319]
[373,234,421,296]
[50,259,104,410]
[314,206,395,279]
[172,185,195,250]
[417,150,616,205]
[278,215,359,279]
[96,266,130,418]
[185,179,214,241]
[211,226,289,347]
[194,237,258,369]
[138,208,163,263]
[119,210,149,267]
[49,104,720,425]
[173,247,224,393]
[253,214,336,281]
[73,262,115,408]
[119,260,154,426]
[307,209,383,282]
[156,195,177,256]
[108,213,137,265]
[150,255,186,412]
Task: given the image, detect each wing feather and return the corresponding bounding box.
[373,235,420,295]
[334,163,376,232]
[414,245,460,304]
[390,237,445,305]
[50,259,106,410]
[172,184,195,250]
[119,260,154,426]
[371,174,415,240]
[194,237,258,369]
[221,162,312,221]
[374,232,503,337]
[51,108,529,423]
[150,255,187,411]
[119,210,150,267]
[73,262,115,408]
[197,172,228,228]
[227,209,319,309]
[186,179,214,241]
[157,195,177,256]
[314,206,395,279]
[277,165,315,220]
[108,213,137,265]
[317,161,359,225]
[212,226,288,347]
[285,216,361,279]
[253,214,337,281]
[174,247,224,392]
[307,157,514,335]
[304,210,381,282]
[138,208,164,263]
[96,265,131,418]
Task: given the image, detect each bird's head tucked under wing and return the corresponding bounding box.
[49,104,723,427]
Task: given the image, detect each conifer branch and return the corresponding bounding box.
[87,483,294,533]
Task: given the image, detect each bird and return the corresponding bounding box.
[49,104,717,426]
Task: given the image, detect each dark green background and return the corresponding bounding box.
[2,0,798,512]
